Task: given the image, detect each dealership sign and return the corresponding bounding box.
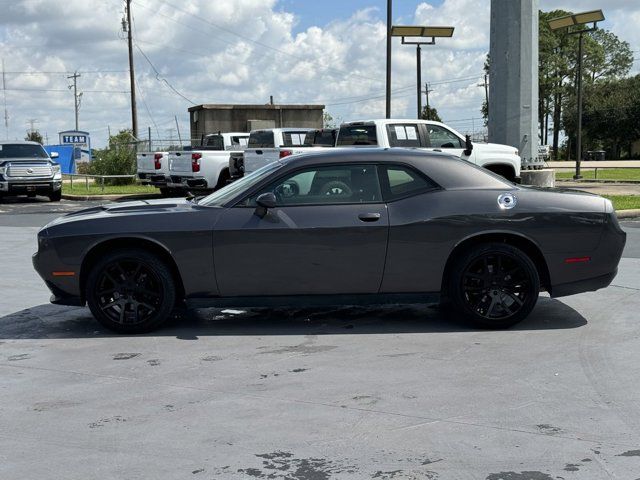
[58,130,92,161]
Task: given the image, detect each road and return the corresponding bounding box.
[1,197,640,479]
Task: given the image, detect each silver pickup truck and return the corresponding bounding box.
[0,140,62,202]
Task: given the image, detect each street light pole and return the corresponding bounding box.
[385,0,392,119]
[416,44,422,119]
[574,30,584,179]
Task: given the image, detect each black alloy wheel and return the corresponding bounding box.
[449,243,539,329]
[86,249,176,333]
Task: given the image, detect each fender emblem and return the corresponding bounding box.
[497,192,517,209]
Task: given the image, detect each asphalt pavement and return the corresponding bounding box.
[1,197,640,479]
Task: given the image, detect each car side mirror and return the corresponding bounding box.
[255,192,277,218]
[50,152,59,159]
[463,135,473,156]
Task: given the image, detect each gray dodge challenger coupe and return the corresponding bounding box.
[33,149,626,333]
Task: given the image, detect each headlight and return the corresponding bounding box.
[51,164,61,174]
[0,165,6,175]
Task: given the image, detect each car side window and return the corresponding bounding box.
[380,165,438,200]
[427,125,463,148]
[387,124,422,147]
[245,165,382,206]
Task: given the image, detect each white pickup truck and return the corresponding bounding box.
[136,151,176,195]
[241,128,316,175]
[167,132,249,192]
[230,128,337,178]
[337,119,521,182]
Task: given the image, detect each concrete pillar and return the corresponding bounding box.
[488,0,540,170]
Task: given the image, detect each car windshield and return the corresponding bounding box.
[0,143,49,159]
[198,161,283,207]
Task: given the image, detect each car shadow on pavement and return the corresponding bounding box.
[0,296,586,339]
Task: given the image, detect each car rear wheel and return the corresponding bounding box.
[448,243,539,329]
[86,249,176,334]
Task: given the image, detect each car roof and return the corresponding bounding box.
[277,148,513,190]
[250,128,314,133]
[0,140,42,146]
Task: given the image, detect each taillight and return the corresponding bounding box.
[154,153,162,169]
[279,150,292,159]
[191,152,201,172]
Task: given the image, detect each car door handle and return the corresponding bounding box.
[433,148,442,152]
[256,150,263,155]
[358,213,381,222]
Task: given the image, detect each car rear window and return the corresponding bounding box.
[381,165,438,200]
[248,131,275,148]
[203,135,225,150]
[0,143,49,159]
[304,130,336,147]
[336,125,378,146]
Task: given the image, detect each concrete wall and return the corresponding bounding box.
[189,104,324,143]
[488,0,540,169]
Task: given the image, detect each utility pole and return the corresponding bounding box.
[2,58,8,139]
[424,82,433,120]
[478,74,489,112]
[67,71,81,130]
[385,0,392,118]
[175,115,182,146]
[125,0,138,139]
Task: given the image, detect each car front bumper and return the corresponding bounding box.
[0,179,62,194]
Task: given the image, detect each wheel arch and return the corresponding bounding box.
[79,236,185,302]
[483,163,516,182]
[440,231,550,295]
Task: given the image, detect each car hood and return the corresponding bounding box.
[42,198,197,230]
[472,142,520,156]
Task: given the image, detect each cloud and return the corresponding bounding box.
[0,0,637,147]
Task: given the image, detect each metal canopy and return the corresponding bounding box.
[548,9,605,30]
[391,25,455,38]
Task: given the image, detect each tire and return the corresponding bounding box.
[86,248,176,334]
[448,243,539,329]
[215,169,231,190]
[49,189,62,202]
[159,187,171,197]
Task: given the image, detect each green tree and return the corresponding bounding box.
[25,130,44,144]
[89,129,137,185]
[563,75,640,159]
[323,111,336,128]
[421,105,442,122]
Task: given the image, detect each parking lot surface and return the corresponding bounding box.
[2,198,640,479]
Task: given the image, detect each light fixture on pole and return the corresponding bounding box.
[391,26,454,119]
[548,9,605,179]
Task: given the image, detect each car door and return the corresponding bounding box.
[213,163,389,297]
[423,124,467,158]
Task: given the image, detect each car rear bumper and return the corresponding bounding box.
[138,173,168,187]
[551,269,618,298]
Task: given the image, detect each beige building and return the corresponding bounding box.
[189,103,325,144]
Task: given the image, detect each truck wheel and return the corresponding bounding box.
[86,249,176,334]
[159,187,171,197]
[215,169,231,190]
[49,190,62,202]
[448,243,539,329]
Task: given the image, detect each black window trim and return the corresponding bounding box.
[232,162,385,208]
[377,162,442,203]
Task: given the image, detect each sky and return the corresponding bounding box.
[0,0,638,148]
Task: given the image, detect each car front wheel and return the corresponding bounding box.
[448,243,540,329]
[49,189,62,202]
[86,249,176,333]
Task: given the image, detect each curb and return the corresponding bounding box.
[62,193,161,201]
[616,209,640,219]
[556,179,640,184]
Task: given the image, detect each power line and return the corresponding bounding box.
[133,43,196,105]
[0,87,129,93]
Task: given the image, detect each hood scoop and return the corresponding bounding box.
[105,201,179,213]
